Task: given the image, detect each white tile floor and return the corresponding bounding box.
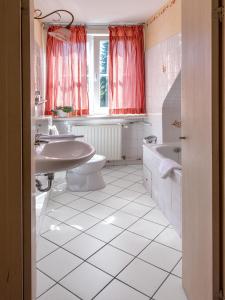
[36,165,187,300]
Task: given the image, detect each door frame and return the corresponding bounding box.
[22,0,36,299]
[221,0,225,297]
[0,0,223,299]
[212,0,222,297]
[0,0,35,299]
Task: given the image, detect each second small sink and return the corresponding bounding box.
[35,140,95,175]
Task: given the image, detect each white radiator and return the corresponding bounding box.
[72,125,122,160]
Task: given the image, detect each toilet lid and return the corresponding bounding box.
[86,154,106,164]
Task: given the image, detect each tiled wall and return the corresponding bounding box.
[122,122,152,160]
[145,33,182,143]
[162,72,181,143]
[34,20,47,117]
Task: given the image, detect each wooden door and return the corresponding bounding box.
[182,0,221,299]
[222,0,225,298]
[0,0,35,299]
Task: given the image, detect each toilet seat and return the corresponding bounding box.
[66,154,106,192]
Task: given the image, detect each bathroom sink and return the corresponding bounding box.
[35,140,95,175]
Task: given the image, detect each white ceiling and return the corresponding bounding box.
[34,0,168,25]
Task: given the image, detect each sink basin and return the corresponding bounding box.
[35,140,95,175]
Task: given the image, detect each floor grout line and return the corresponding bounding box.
[38,190,181,260]
[38,208,170,299]
[91,224,170,299]
[39,196,179,261]
[41,178,149,237]
[36,166,183,300]
[38,197,155,261]
[36,269,83,300]
[169,257,182,278]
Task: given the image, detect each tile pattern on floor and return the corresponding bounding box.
[36,165,186,300]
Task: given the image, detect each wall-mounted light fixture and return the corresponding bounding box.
[34,9,75,42]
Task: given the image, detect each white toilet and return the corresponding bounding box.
[66,154,106,192]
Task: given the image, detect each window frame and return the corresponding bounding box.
[87,31,109,115]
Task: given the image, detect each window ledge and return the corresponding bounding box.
[53,114,147,122]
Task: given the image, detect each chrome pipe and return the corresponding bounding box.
[35,173,54,192]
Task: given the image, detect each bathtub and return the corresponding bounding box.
[143,143,182,236]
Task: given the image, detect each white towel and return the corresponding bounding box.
[159,159,181,179]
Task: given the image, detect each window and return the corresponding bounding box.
[99,40,109,108]
[87,31,109,115]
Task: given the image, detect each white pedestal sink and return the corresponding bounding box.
[35,139,95,238]
[35,140,95,175]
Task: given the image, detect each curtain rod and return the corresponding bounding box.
[43,22,145,29]
[43,23,146,26]
[87,23,146,26]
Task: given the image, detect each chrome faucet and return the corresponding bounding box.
[144,135,157,144]
[35,133,49,145]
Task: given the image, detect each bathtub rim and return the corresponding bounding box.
[143,142,182,176]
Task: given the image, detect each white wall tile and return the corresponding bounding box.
[145,33,181,143]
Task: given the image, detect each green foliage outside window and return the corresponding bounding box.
[99,41,109,107]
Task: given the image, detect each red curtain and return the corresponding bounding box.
[46,26,89,116]
[109,25,146,114]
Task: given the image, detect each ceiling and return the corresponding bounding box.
[34,0,168,25]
